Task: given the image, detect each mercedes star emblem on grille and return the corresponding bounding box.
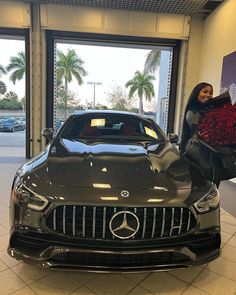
[120,190,129,198]
[109,211,140,239]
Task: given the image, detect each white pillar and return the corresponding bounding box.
[30,3,46,156]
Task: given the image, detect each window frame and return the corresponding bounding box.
[46,30,180,134]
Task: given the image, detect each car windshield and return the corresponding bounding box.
[60,113,164,142]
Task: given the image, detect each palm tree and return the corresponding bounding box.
[0,64,6,77]
[125,71,155,114]
[144,49,161,74]
[0,64,7,99]
[56,49,87,118]
[6,51,25,84]
[0,81,7,97]
[4,91,18,101]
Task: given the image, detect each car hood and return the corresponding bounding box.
[23,138,202,192]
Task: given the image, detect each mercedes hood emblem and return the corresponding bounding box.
[120,190,129,198]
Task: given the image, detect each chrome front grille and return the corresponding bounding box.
[46,206,196,240]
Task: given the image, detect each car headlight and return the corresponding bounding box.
[13,183,48,211]
[194,185,220,213]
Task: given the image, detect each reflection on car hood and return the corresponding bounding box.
[26,138,196,190]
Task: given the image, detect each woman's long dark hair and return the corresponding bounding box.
[179,82,213,151]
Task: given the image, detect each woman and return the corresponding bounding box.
[179,82,222,187]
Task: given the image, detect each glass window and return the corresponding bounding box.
[60,113,163,141]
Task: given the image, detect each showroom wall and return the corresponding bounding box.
[174,16,205,133]
[177,0,236,133]
[40,5,191,40]
[0,2,30,28]
[199,0,236,95]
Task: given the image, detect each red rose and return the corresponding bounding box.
[199,103,236,147]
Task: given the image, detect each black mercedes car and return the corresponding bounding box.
[8,110,221,272]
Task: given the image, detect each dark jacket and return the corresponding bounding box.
[183,108,221,183]
[180,83,236,184]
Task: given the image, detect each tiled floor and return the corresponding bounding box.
[0,147,236,295]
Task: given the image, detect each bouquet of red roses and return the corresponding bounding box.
[199,92,236,147]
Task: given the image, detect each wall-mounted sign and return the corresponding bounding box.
[220,51,236,104]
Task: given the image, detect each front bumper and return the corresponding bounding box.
[8,227,221,272]
[8,185,221,272]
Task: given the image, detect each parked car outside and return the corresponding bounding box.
[0,118,25,132]
[15,117,26,130]
[8,110,221,272]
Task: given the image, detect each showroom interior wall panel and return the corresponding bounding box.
[184,17,205,97]
[103,10,130,31]
[128,11,157,33]
[199,0,236,95]
[158,14,190,37]
[177,16,205,132]
[0,2,30,28]
[40,4,191,39]
[177,0,236,135]
[171,16,205,135]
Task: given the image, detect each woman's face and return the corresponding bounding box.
[197,85,213,103]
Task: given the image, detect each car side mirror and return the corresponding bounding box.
[41,128,55,142]
[168,133,180,144]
